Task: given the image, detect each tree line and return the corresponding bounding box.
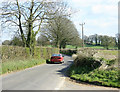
[37,16,82,49]
[84,34,119,49]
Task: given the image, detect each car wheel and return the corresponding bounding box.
[60,62,62,64]
[51,62,54,64]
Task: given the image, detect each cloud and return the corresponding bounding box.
[70,0,119,6]
[69,0,118,36]
[87,17,117,28]
[72,15,117,37]
[70,0,104,7]
[92,5,117,16]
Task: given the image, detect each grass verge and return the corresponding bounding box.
[1,58,45,74]
[67,64,120,88]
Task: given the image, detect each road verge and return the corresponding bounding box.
[1,58,46,75]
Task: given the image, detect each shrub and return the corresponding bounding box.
[72,54,78,60]
[77,48,98,57]
[74,51,101,69]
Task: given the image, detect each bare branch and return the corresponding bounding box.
[5,20,19,26]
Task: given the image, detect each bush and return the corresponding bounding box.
[74,50,101,69]
[77,48,97,57]
[60,49,77,56]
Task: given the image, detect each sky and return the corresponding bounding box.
[67,0,119,37]
[0,0,119,41]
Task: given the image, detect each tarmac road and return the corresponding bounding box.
[2,55,119,91]
[2,55,72,90]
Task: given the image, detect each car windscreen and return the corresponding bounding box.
[52,54,61,56]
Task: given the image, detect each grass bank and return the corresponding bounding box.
[2,58,45,74]
[67,48,119,88]
[68,65,120,88]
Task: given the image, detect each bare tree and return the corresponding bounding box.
[0,0,70,55]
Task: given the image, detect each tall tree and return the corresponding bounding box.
[116,33,120,49]
[94,34,98,45]
[2,40,11,45]
[98,35,102,45]
[10,36,23,46]
[88,35,94,45]
[41,16,81,49]
[37,34,50,46]
[101,35,115,49]
[1,0,69,55]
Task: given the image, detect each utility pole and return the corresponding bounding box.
[80,23,85,47]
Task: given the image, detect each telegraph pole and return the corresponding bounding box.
[80,23,85,47]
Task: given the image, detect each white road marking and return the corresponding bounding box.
[54,77,65,90]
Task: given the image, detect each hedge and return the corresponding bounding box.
[2,46,59,62]
[60,49,77,56]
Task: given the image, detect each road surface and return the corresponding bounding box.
[2,55,119,90]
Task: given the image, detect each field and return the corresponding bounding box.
[66,44,118,50]
[94,50,118,60]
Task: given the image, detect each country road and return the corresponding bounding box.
[2,55,119,90]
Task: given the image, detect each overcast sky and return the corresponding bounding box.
[1,0,119,41]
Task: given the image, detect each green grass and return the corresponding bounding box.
[65,44,118,50]
[95,50,118,60]
[98,50,118,56]
[68,65,120,88]
[46,45,53,47]
[66,44,105,49]
[87,46,104,49]
[39,44,118,50]
[85,44,118,50]
[85,44,105,49]
[1,58,45,74]
[66,45,77,49]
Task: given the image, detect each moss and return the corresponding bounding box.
[25,47,30,57]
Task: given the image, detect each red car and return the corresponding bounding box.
[50,54,64,63]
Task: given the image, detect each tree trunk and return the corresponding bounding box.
[17,0,26,47]
[26,0,34,55]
